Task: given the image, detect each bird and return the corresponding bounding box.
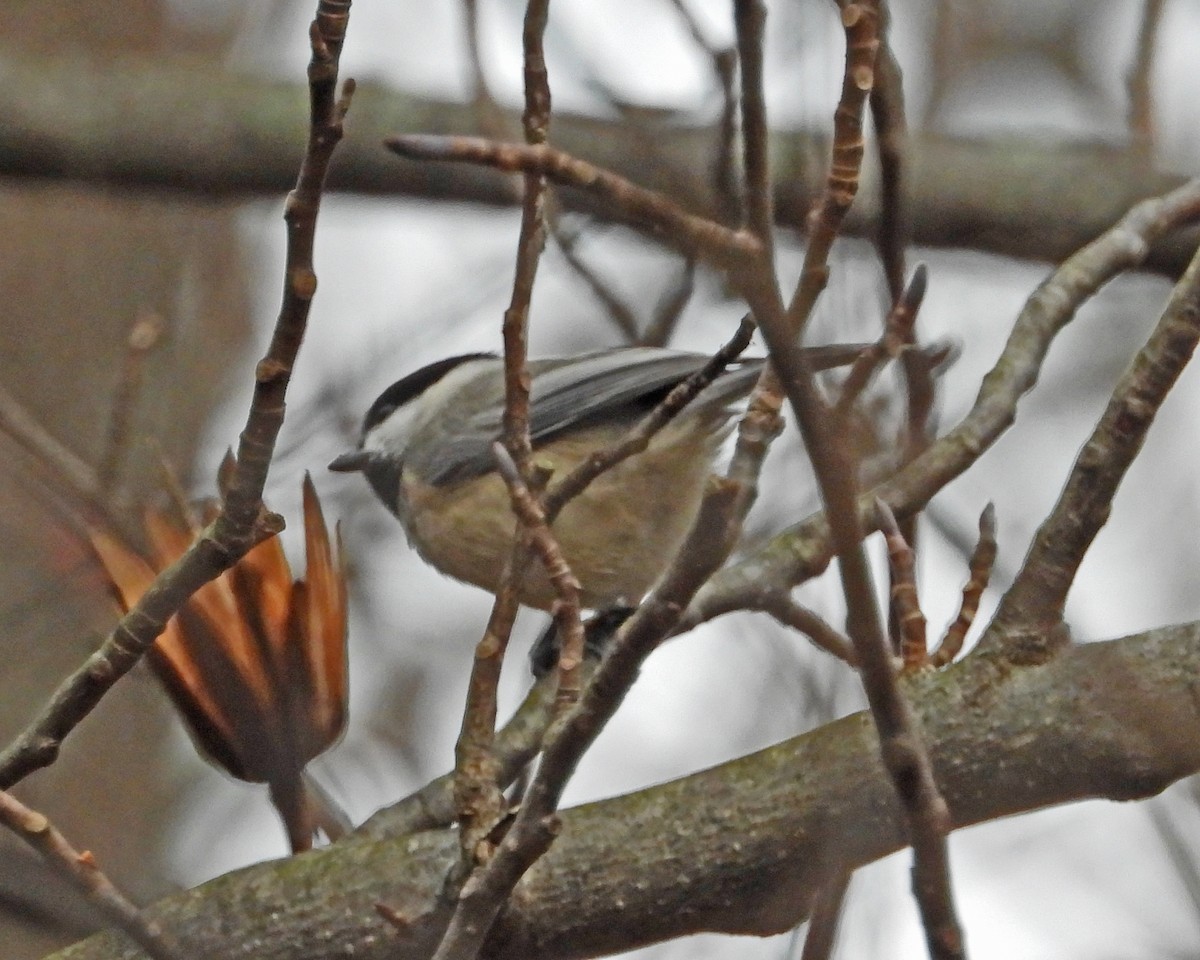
[329,344,861,611]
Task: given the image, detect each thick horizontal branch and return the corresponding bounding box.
[49,621,1200,960]
[0,50,1194,274]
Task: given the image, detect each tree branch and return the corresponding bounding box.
[0,3,354,791]
[45,621,1200,960]
[991,228,1200,641]
[682,178,1200,629]
[0,51,1193,274]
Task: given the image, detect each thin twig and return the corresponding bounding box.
[726,1,883,683]
[931,503,997,667]
[443,0,559,939]
[0,790,185,960]
[492,443,584,706]
[550,221,641,342]
[869,0,908,304]
[719,0,788,518]
[784,0,879,336]
[991,233,1200,643]
[728,6,967,953]
[641,257,696,347]
[864,2,929,617]
[1127,0,1165,163]
[431,476,746,960]
[873,501,965,959]
[98,310,163,496]
[452,556,529,867]
[666,0,740,225]
[0,381,140,546]
[734,0,773,251]
[460,0,510,142]
[759,593,858,665]
[800,870,851,960]
[0,1,354,791]
[384,135,761,269]
[834,262,926,417]
[542,316,755,522]
[682,179,1200,631]
[357,674,562,840]
[877,500,927,669]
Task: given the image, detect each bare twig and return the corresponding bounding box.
[550,221,641,342]
[0,0,353,791]
[453,536,528,867]
[460,0,510,142]
[542,316,755,521]
[356,674,562,840]
[641,257,696,347]
[728,0,884,692]
[834,262,926,416]
[725,7,967,953]
[864,1,930,615]
[683,179,1200,630]
[872,500,965,959]
[931,504,997,667]
[666,0,740,225]
[441,1,561,949]
[0,381,139,546]
[0,790,185,960]
[784,0,878,336]
[991,235,1200,644]
[800,871,851,960]
[384,135,761,269]
[869,0,908,304]
[734,0,774,251]
[492,443,584,706]
[718,0,790,520]
[877,500,927,670]
[759,592,858,665]
[432,474,747,960]
[97,310,163,495]
[1127,0,1165,162]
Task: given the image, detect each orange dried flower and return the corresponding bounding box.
[89,475,348,806]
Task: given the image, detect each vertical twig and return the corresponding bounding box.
[869,2,932,655]
[991,238,1200,643]
[734,0,774,252]
[1127,0,1165,164]
[878,500,927,669]
[722,0,789,514]
[730,4,968,957]
[930,503,996,667]
[448,0,585,894]
[869,0,908,304]
[0,0,354,791]
[666,0,741,225]
[784,1,877,335]
[800,870,852,960]
[550,222,642,342]
[98,310,163,496]
[460,0,509,140]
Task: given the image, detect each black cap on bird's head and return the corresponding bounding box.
[359,353,496,438]
[328,352,496,508]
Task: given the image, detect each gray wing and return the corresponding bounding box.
[524,348,751,441]
[423,348,759,485]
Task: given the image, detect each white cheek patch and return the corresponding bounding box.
[362,401,419,459]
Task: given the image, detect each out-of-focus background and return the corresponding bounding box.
[2,1,1199,958]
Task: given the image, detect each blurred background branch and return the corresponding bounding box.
[0,51,1193,274]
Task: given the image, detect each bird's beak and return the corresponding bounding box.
[328,450,373,473]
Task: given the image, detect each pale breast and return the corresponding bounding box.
[398,424,721,610]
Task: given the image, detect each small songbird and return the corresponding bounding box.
[330,345,860,610]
